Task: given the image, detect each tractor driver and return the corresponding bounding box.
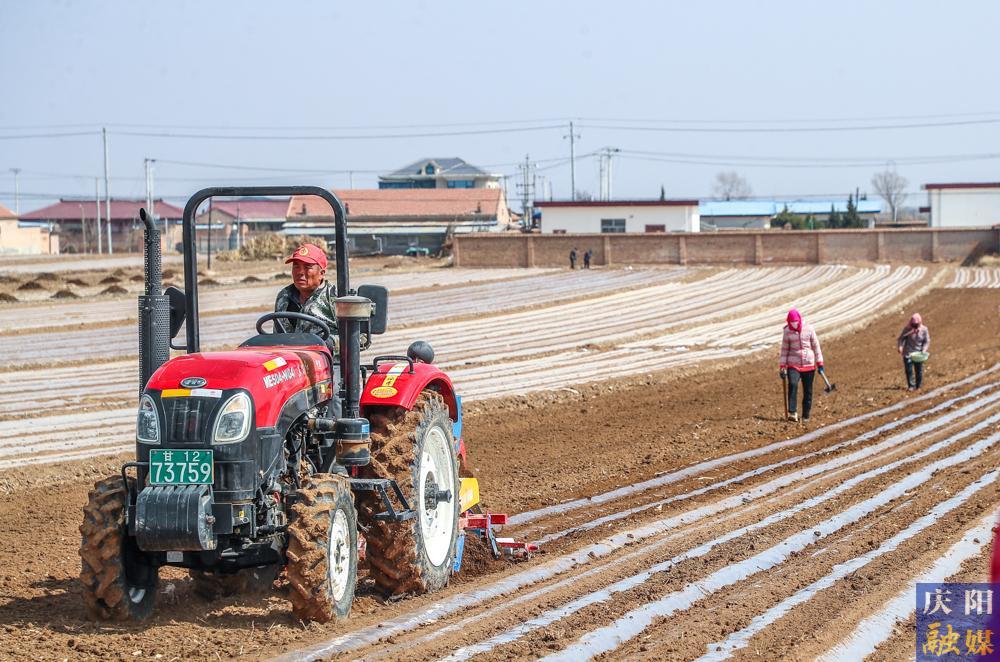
[274,243,338,345]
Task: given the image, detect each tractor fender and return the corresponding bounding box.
[361,361,458,419]
[360,361,467,469]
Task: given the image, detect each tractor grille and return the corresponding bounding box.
[161,397,218,445]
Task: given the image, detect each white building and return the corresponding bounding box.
[535,199,700,234]
[924,182,1000,228]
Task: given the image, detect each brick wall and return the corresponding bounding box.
[454,228,999,267]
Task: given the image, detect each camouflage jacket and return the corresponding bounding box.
[274,281,338,342]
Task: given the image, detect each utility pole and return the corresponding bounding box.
[564,121,580,200]
[9,168,20,215]
[95,177,103,254]
[608,147,621,200]
[598,147,621,201]
[349,171,354,189]
[102,128,112,254]
[79,204,86,254]
[516,154,536,230]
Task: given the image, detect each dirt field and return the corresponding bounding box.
[0,263,938,474]
[0,286,997,660]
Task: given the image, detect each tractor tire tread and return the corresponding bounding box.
[285,473,356,623]
[79,475,157,621]
[359,391,459,597]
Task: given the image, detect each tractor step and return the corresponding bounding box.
[348,478,415,522]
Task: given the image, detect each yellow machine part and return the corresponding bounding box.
[459,477,480,513]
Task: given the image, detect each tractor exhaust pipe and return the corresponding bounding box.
[335,295,373,418]
[138,208,170,394]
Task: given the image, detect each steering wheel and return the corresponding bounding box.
[255,311,332,340]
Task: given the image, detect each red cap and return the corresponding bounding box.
[285,243,327,270]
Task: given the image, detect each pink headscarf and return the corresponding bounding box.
[902,312,924,337]
[786,308,802,332]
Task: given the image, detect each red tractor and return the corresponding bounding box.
[79,187,510,623]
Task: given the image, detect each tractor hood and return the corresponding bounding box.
[144,348,334,428]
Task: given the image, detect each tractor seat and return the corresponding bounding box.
[240,332,328,349]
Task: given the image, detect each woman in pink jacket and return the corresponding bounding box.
[779,308,825,422]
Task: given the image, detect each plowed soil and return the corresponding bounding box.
[0,288,996,661]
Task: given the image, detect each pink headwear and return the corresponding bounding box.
[910,313,922,326]
[786,308,802,331]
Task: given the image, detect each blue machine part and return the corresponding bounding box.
[452,533,466,573]
[452,394,463,453]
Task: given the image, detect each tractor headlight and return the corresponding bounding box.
[213,392,251,444]
[136,394,160,444]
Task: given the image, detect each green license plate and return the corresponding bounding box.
[148,449,214,485]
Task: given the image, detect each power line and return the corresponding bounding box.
[0,131,98,140]
[0,118,567,132]
[5,109,1000,131]
[579,117,1000,134]
[114,124,564,141]
[154,158,382,174]
[615,151,1000,169]
[618,148,1000,164]
[573,110,1000,125]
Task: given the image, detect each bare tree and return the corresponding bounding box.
[871,169,908,222]
[712,171,753,200]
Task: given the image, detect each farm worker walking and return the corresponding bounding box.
[274,243,338,341]
[569,247,578,269]
[779,308,825,423]
[897,312,930,391]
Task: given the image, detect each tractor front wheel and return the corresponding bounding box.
[79,476,159,621]
[360,391,460,596]
[285,473,358,622]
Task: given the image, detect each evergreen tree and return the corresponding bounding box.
[842,193,863,228]
[827,204,842,229]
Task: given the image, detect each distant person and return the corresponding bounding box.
[779,308,825,423]
[569,247,578,270]
[583,249,592,269]
[897,312,930,391]
[274,243,338,343]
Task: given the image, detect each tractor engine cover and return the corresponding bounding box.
[135,484,216,551]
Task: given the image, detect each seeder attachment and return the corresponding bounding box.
[453,477,538,572]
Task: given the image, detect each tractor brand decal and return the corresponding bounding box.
[262,357,287,372]
[161,388,222,398]
[370,386,398,398]
[381,362,408,388]
[190,388,222,398]
[180,376,207,388]
[263,365,300,389]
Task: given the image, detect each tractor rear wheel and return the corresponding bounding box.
[79,475,159,621]
[360,391,460,596]
[189,565,280,600]
[285,473,357,622]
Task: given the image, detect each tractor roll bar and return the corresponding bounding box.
[181,186,348,353]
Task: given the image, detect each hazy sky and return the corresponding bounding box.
[2,0,999,212]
